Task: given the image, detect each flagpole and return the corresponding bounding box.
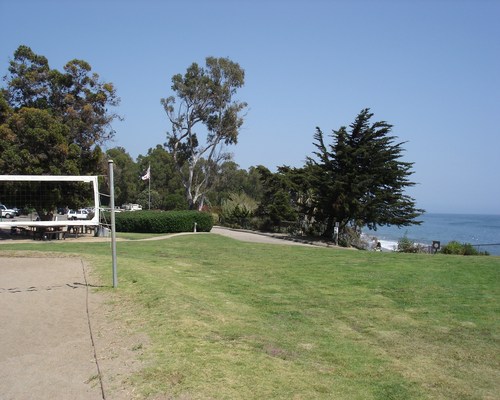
[141,164,151,210]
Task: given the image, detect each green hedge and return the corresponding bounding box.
[112,210,213,233]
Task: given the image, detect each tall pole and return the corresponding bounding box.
[148,168,151,210]
[108,160,117,288]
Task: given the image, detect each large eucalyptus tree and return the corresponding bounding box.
[162,57,247,209]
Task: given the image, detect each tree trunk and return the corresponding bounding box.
[36,208,55,222]
[323,216,334,239]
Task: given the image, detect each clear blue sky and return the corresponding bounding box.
[1,0,499,215]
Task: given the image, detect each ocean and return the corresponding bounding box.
[365,213,500,256]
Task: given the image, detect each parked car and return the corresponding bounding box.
[0,204,17,218]
[67,209,90,220]
[122,203,143,211]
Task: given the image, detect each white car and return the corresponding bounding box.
[67,209,90,220]
[0,204,16,218]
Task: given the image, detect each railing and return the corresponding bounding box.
[472,243,500,255]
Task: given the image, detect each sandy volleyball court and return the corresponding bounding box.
[0,257,105,398]
[0,255,146,400]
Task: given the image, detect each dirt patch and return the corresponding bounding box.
[0,256,147,400]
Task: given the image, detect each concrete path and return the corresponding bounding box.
[211,226,318,246]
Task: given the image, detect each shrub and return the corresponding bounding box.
[339,226,369,249]
[441,241,488,256]
[397,235,427,253]
[113,210,213,233]
[220,192,258,229]
[440,241,463,255]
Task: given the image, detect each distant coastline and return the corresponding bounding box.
[365,213,500,255]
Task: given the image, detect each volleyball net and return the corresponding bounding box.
[0,175,100,229]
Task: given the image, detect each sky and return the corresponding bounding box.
[1,0,499,215]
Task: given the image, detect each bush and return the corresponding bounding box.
[440,241,463,255]
[220,192,258,229]
[397,235,427,253]
[113,210,213,233]
[441,241,488,256]
[339,226,369,249]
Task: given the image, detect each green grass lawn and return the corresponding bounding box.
[1,234,499,399]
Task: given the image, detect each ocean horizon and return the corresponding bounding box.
[365,213,500,255]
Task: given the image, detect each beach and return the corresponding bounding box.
[366,213,500,255]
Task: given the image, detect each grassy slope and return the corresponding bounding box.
[1,234,498,399]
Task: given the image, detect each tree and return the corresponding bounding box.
[136,145,186,210]
[0,107,75,175]
[307,108,423,240]
[104,147,140,207]
[0,45,120,218]
[207,161,264,207]
[5,45,51,109]
[3,45,120,175]
[255,166,300,232]
[51,59,120,156]
[162,57,247,209]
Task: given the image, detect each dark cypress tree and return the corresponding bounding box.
[307,108,423,239]
[254,166,299,232]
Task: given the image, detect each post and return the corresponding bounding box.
[108,160,118,288]
[334,222,340,246]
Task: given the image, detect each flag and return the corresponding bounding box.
[141,166,150,181]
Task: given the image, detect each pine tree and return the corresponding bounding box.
[307,109,423,239]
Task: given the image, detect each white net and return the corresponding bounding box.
[0,175,100,229]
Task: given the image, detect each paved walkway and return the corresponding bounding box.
[211,226,327,246]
